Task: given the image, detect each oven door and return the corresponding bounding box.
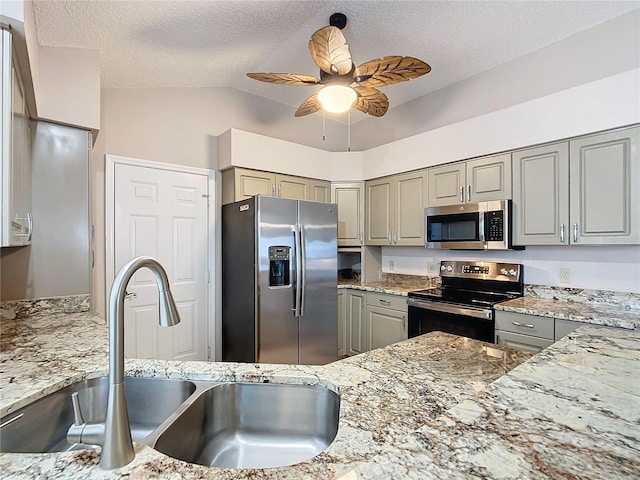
[407,298,494,343]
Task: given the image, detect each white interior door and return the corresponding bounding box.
[114,163,209,361]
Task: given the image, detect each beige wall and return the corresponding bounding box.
[36,47,100,130]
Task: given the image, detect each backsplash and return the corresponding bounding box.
[0,294,90,321]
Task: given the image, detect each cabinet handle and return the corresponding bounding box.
[360,233,364,245]
[459,186,464,203]
[466,185,471,202]
[573,223,578,243]
[402,314,406,332]
[278,184,282,197]
[512,321,534,329]
[272,184,276,196]
[379,299,391,305]
[388,231,392,244]
[560,223,565,244]
[393,231,397,244]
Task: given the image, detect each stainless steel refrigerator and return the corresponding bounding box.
[222,195,338,365]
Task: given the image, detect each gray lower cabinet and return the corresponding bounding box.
[365,293,408,350]
[337,290,346,357]
[346,289,367,356]
[495,311,554,354]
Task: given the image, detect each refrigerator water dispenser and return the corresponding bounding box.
[268,246,290,287]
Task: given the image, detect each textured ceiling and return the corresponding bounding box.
[32,1,639,114]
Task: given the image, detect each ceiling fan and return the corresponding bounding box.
[247,13,431,117]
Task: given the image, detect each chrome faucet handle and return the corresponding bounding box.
[70,392,84,425]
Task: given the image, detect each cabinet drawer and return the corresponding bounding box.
[495,311,554,339]
[366,292,407,311]
[495,330,554,354]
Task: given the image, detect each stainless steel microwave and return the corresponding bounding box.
[425,200,523,250]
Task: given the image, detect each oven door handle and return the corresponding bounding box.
[407,298,492,320]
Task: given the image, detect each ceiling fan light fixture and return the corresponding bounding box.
[317,85,357,113]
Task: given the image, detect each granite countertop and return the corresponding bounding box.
[495,286,640,330]
[1,309,639,479]
[338,274,439,296]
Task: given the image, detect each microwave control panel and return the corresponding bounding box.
[485,211,504,241]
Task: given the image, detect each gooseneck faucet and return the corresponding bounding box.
[67,256,181,470]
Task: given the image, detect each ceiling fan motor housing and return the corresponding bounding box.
[330,13,347,29]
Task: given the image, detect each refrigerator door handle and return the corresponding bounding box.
[299,224,307,317]
[293,224,302,317]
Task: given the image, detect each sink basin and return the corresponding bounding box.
[153,382,340,469]
[0,377,196,453]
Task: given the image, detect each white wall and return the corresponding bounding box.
[381,246,640,294]
[36,47,100,130]
[363,68,640,179]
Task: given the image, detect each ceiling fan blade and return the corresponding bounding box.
[354,56,431,88]
[295,94,322,117]
[353,86,389,117]
[246,72,321,86]
[309,26,353,76]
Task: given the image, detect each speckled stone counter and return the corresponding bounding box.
[2,309,639,479]
[338,273,439,296]
[495,285,640,330]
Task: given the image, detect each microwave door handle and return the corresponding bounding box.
[478,213,486,242]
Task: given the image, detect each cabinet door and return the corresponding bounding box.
[367,305,407,350]
[495,330,554,354]
[394,170,427,246]
[466,153,512,202]
[365,178,393,245]
[277,174,309,200]
[309,180,330,203]
[337,290,346,357]
[427,163,465,207]
[512,143,569,246]
[569,126,640,245]
[347,290,367,356]
[331,182,364,246]
[233,168,275,200]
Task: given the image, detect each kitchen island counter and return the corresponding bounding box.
[1,309,638,479]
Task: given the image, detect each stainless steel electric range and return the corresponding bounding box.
[407,261,524,343]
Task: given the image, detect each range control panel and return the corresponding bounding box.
[440,261,522,281]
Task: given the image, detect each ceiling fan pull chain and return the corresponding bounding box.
[322,110,326,141]
[348,109,351,152]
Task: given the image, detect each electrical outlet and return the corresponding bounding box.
[389,260,395,271]
[427,262,435,274]
[559,268,571,284]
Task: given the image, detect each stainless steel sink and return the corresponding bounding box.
[0,376,196,453]
[153,382,340,469]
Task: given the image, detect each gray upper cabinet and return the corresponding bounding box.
[513,126,639,246]
[331,182,364,246]
[512,142,569,246]
[569,127,639,245]
[1,30,32,247]
[276,173,309,200]
[309,179,330,203]
[365,177,394,245]
[428,154,512,207]
[365,169,427,246]
[221,167,326,204]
